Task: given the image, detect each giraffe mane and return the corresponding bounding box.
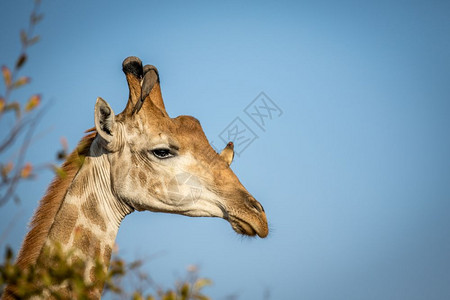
[15,131,97,269]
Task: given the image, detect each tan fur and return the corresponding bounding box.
[48,203,79,244]
[73,226,101,257]
[67,167,89,197]
[15,133,96,269]
[131,153,139,166]
[81,194,107,232]
[147,180,163,195]
[149,82,167,116]
[138,171,147,186]
[122,72,142,115]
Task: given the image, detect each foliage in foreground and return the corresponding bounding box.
[0,245,212,299]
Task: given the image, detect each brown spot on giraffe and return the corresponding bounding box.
[130,168,138,181]
[103,245,112,264]
[138,171,147,186]
[49,203,78,245]
[68,171,88,197]
[131,153,139,166]
[81,194,107,232]
[73,226,101,257]
[147,179,163,196]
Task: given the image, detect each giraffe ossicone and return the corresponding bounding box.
[3,56,268,299]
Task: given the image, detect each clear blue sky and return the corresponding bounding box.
[1,0,450,299]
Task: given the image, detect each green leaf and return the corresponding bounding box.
[52,165,67,179]
[194,278,212,290]
[162,291,176,300]
[132,292,143,300]
[180,283,190,297]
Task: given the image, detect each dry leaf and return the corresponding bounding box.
[12,76,30,89]
[21,163,33,178]
[2,65,12,87]
[25,94,41,111]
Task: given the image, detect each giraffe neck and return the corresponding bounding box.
[40,143,133,294]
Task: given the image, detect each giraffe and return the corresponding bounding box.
[2,56,268,299]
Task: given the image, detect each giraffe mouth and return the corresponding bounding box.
[228,215,266,238]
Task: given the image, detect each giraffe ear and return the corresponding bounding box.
[95,97,116,143]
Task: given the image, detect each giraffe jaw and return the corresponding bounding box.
[227,214,269,238]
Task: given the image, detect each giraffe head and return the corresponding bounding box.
[93,57,268,238]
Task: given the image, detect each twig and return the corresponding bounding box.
[0,109,45,205]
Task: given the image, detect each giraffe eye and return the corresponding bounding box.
[152,148,173,159]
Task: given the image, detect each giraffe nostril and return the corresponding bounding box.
[249,199,265,213]
[258,202,265,213]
